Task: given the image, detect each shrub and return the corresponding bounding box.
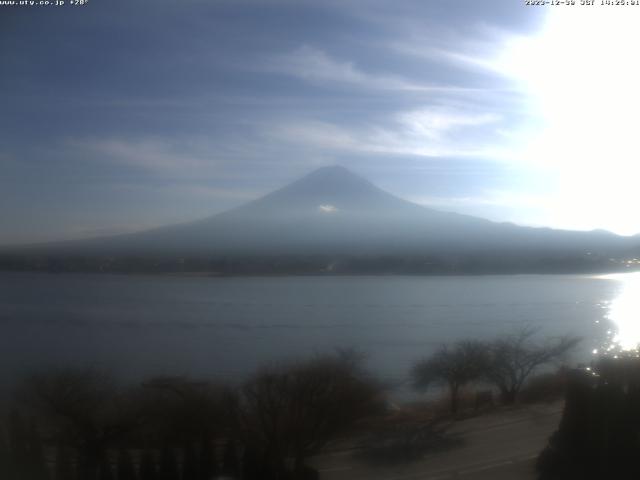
[519,369,568,404]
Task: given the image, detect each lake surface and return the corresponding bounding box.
[1,272,637,396]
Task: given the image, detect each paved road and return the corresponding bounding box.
[312,403,562,480]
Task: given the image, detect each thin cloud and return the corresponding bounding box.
[398,109,501,141]
[269,107,504,159]
[269,121,362,152]
[409,190,552,209]
[271,45,477,93]
[68,138,212,173]
[387,24,527,88]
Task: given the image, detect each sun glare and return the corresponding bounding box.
[497,6,640,235]
[602,273,640,351]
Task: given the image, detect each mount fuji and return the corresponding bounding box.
[2,166,638,274]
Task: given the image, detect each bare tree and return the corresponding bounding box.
[140,376,231,445]
[236,352,383,479]
[20,368,143,480]
[485,328,580,404]
[412,341,489,415]
[1,410,48,480]
[116,448,136,480]
[139,376,232,480]
[0,426,9,478]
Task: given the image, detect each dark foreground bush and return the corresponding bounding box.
[235,351,384,479]
[0,351,383,480]
[519,369,568,404]
[537,358,640,480]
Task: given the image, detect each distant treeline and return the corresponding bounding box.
[0,252,634,275]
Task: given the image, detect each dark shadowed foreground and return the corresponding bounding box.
[0,352,383,480]
[538,354,640,479]
[7,332,640,480]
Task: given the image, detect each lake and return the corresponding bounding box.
[1,272,637,396]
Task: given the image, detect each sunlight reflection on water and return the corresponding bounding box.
[598,272,640,352]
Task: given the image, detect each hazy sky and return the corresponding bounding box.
[2,0,640,245]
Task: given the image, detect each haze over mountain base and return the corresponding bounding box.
[2,166,640,275]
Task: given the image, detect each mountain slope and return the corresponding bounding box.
[2,166,638,272]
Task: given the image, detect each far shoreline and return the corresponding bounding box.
[0,268,638,279]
